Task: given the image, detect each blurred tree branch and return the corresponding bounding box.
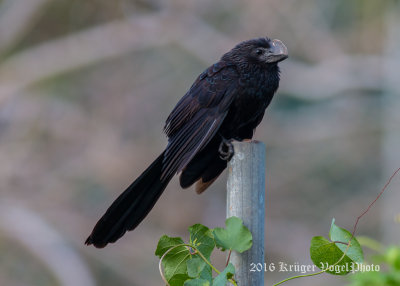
[0,10,383,105]
[0,201,95,286]
[284,56,382,99]
[0,0,50,54]
[0,12,172,104]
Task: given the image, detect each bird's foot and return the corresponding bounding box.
[218,137,234,161]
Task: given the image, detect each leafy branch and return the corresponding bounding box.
[155,168,399,286]
[272,167,400,285]
[155,217,252,286]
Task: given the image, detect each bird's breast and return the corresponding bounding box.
[226,68,279,129]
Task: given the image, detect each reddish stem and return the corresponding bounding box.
[351,167,400,239]
[226,249,232,267]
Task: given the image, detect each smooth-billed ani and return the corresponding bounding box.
[86,37,288,248]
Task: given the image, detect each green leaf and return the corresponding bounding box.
[184,278,210,286]
[187,257,206,278]
[385,246,400,270]
[310,236,350,275]
[310,219,364,276]
[155,235,185,258]
[169,274,191,286]
[188,224,214,283]
[189,224,215,259]
[155,235,191,285]
[213,263,235,286]
[199,262,212,283]
[329,219,363,264]
[213,217,252,253]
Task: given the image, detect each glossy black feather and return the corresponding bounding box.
[162,65,239,178]
[85,152,172,247]
[86,37,287,247]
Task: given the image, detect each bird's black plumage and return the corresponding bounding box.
[86,37,288,248]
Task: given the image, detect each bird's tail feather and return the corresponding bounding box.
[85,151,172,248]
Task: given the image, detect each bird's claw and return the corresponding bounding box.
[218,138,234,161]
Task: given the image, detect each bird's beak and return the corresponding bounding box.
[267,39,288,63]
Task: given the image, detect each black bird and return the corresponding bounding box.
[86,37,288,248]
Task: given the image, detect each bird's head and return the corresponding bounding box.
[224,37,288,67]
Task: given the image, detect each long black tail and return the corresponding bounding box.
[85,151,172,248]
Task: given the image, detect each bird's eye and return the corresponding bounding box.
[255,48,264,55]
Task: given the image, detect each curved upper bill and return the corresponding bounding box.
[268,39,288,63]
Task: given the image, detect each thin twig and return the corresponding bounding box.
[351,167,400,238]
[226,249,232,267]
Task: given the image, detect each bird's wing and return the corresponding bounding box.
[161,62,239,178]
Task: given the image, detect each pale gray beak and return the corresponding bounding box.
[266,39,288,63]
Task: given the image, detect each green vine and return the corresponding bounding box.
[155,217,250,286]
[158,243,237,286]
[155,168,399,285]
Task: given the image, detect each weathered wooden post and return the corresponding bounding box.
[227,141,266,285]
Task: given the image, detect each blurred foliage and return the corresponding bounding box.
[347,240,400,286]
[0,0,399,286]
[11,0,155,53]
[0,237,57,286]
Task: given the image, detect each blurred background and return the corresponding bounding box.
[0,0,399,285]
